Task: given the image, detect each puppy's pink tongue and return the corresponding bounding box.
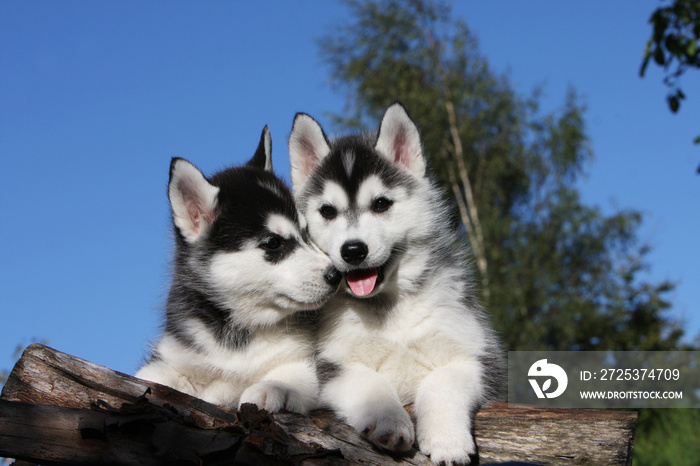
[346,269,378,296]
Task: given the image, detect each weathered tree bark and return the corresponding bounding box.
[0,344,637,465]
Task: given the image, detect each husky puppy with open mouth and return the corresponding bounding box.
[137,127,341,414]
[289,103,502,464]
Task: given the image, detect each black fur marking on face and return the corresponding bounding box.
[259,234,299,264]
[202,166,299,254]
[301,134,417,207]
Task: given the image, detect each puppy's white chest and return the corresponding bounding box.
[325,306,448,401]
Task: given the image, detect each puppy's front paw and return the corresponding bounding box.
[239,381,300,413]
[418,430,476,465]
[356,406,415,453]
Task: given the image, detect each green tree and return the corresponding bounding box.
[319,0,686,352]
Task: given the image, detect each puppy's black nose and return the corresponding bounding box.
[341,241,368,266]
[324,266,342,287]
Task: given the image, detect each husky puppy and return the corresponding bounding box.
[137,127,341,414]
[288,104,502,464]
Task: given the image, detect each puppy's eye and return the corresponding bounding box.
[259,234,283,251]
[372,197,393,213]
[319,204,337,220]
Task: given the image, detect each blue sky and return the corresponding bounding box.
[1,1,698,376]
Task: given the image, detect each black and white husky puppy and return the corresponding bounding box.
[289,104,502,464]
[137,127,341,414]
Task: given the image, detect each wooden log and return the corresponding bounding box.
[0,344,428,465]
[475,404,637,464]
[0,398,365,465]
[0,344,637,465]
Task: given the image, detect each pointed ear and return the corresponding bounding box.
[375,103,426,177]
[247,125,273,172]
[289,113,331,194]
[169,158,220,244]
